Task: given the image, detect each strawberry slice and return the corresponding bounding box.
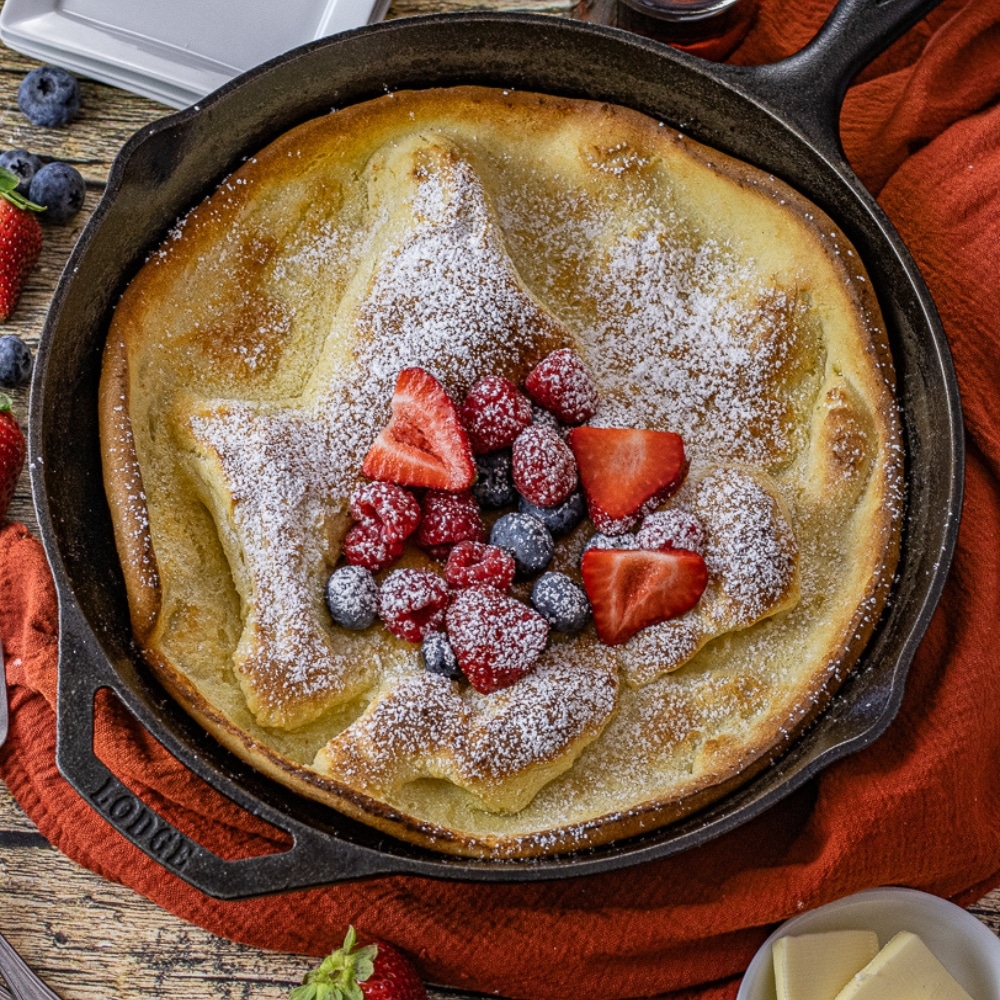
[567,426,687,533]
[362,368,475,490]
[580,547,708,646]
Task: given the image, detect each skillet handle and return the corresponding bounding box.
[55,599,390,898]
[730,0,942,162]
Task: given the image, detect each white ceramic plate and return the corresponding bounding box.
[0,0,390,109]
[738,886,1000,1000]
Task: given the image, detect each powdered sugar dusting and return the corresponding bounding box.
[620,467,799,687]
[318,644,618,812]
[187,400,364,727]
[583,226,814,466]
[351,142,567,394]
[696,468,798,627]
[635,509,705,554]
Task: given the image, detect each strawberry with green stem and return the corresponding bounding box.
[291,926,426,1000]
[0,166,44,322]
[0,392,27,522]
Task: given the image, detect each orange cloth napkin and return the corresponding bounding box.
[3,1,1000,997]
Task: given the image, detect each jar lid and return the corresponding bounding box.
[618,0,746,23]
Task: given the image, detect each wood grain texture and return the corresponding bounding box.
[0,0,996,996]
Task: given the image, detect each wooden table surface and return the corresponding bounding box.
[0,1,997,998]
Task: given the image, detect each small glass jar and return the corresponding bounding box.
[575,0,754,58]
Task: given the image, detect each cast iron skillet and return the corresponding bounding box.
[30,0,963,899]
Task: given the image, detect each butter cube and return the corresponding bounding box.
[833,930,974,1000]
[772,929,880,1000]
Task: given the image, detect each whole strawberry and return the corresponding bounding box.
[0,166,44,321]
[291,926,426,1000]
[0,392,27,521]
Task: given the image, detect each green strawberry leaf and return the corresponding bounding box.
[342,926,357,954]
[288,927,372,1000]
[0,165,45,213]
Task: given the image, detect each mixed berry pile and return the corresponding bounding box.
[2,65,87,233]
[325,349,709,695]
[1,65,87,521]
[1,65,88,390]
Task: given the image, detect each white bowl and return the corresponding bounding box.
[737,887,1000,1000]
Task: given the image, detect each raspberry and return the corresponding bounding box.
[416,489,486,559]
[349,481,421,542]
[378,569,451,642]
[459,375,533,454]
[445,541,516,592]
[524,347,600,425]
[343,519,404,573]
[445,587,550,693]
[636,509,706,554]
[341,481,420,572]
[511,425,578,507]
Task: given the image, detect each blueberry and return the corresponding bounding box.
[470,449,516,509]
[0,335,32,388]
[518,490,585,538]
[325,565,378,630]
[531,572,591,634]
[420,631,462,680]
[29,162,85,224]
[18,66,80,127]
[0,150,43,198]
[490,512,554,580]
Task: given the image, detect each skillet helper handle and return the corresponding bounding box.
[55,600,388,898]
[739,0,942,162]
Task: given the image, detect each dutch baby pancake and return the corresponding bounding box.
[100,86,901,857]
